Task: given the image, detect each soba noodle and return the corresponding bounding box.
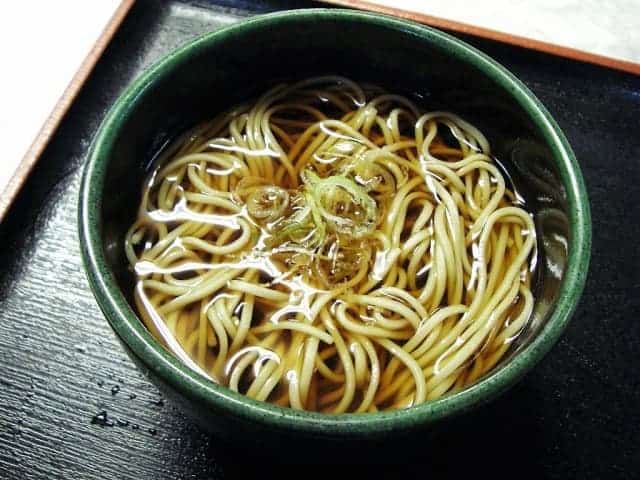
[125,76,537,413]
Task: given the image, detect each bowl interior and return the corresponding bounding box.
[86,9,588,435]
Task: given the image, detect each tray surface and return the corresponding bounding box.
[0,0,638,478]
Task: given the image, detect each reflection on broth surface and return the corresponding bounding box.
[125,76,537,413]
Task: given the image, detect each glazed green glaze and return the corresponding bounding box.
[79,9,590,441]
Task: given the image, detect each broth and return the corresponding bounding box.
[125,76,537,413]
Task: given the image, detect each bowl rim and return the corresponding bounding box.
[79,8,591,436]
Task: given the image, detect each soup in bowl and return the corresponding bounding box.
[79,9,590,444]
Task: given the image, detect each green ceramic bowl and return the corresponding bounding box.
[79,9,590,446]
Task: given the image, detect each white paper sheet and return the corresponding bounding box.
[0,1,121,198]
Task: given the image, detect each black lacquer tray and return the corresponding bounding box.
[0,1,638,478]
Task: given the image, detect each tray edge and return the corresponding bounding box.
[323,0,640,76]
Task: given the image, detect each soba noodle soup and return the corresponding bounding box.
[125,76,537,413]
